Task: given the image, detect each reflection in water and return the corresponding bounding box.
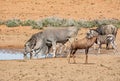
[0,49,67,60]
[0,49,54,60]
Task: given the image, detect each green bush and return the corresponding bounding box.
[62,19,77,27]
[21,19,36,26]
[114,21,120,28]
[76,20,95,28]
[2,17,120,29]
[41,17,64,27]
[5,19,21,27]
[31,20,43,29]
[32,24,43,29]
[94,19,120,27]
[40,17,78,27]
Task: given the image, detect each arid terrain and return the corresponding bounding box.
[0,0,120,81]
[0,0,120,20]
[0,55,120,81]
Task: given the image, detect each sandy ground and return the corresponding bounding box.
[0,0,120,81]
[0,0,120,20]
[0,55,120,81]
[0,25,40,49]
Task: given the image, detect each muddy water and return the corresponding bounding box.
[0,49,56,60]
[0,49,24,60]
[0,47,119,60]
[0,49,48,60]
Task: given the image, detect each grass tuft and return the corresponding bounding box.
[0,17,119,29]
[5,19,21,27]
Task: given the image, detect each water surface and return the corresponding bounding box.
[0,49,24,60]
[0,49,55,60]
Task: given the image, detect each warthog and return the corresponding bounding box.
[24,27,80,59]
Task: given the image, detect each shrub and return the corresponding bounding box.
[21,19,36,26]
[3,17,120,29]
[32,25,43,29]
[62,19,77,27]
[31,20,43,29]
[76,19,96,28]
[114,21,120,28]
[32,24,43,29]
[92,19,120,28]
[5,19,21,27]
[95,19,109,26]
[41,17,64,27]
[94,19,119,27]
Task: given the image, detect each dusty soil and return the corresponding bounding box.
[0,0,120,20]
[0,55,120,81]
[0,25,41,49]
[0,0,120,81]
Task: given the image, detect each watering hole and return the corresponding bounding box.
[0,49,24,60]
[0,47,119,60]
[0,49,52,60]
[0,49,66,60]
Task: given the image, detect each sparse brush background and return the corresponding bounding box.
[0,17,120,29]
